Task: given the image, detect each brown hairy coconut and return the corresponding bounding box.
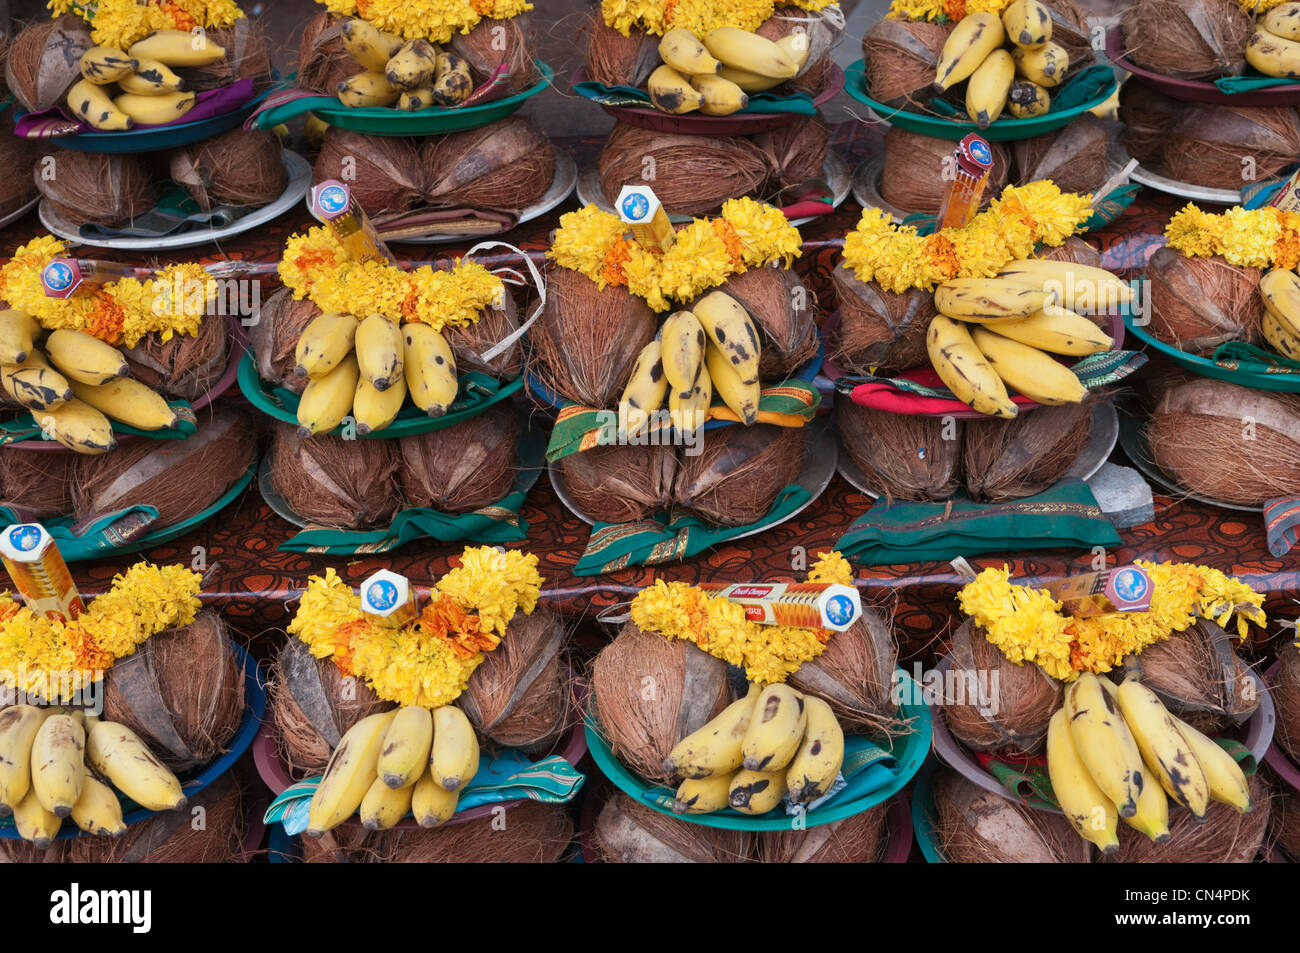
[421,116,556,210]
[756,6,840,94]
[1146,248,1261,353]
[861,16,952,108]
[590,622,731,785]
[186,18,275,91]
[36,150,154,227]
[557,443,677,524]
[1147,378,1300,506]
[752,114,830,192]
[460,606,571,751]
[296,12,353,94]
[1270,648,1300,765]
[1104,771,1270,863]
[170,128,286,210]
[1162,104,1300,188]
[123,313,229,401]
[1119,83,1182,165]
[0,451,76,518]
[881,127,1010,216]
[837,401,963,502]
[102,611,244,770]
[714,266,818,380]
[270,639,394,778]
[315,128,423,216]
[269,424,400,529]
[73,407,255,526]
[0,110,39,216]
[833,265,935,374]
[598,123,771,217]
[1121,0,1252,80]
[1133,620,1260,734]
[595,791,752,862]
[674,424,806,526]
[5,15,92,112]
[1013,116,1111,195]
[789,606,902,734]
[250,287,320,394]
[451,13,538,93]
[583,13,659,87]
[1043,0,1094,67]
[963,400,1095,502]
[755,804,889,862]
[934,769,1091,863]
[531,266,657,407]
[943,619,1062,754]
[443,289,524,379]
[1270,778,1300,860]
[397,404,518,513]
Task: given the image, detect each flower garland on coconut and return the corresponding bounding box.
[313,0,532,44]
[48,0,245,49]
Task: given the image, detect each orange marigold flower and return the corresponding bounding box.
[713,220,744,266]
[944,0,967,18]
[923,234,960,279]
[601,240,632,286]
[87,293,126,345]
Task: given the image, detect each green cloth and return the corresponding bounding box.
[574,484,811,575]
[572,79,816,116]
[0,398,197,447]
[834,480,1121,567]
[1215,74,1300,94]
[929,64,1114,118]
[0,505,158,560]
[1213,340,1300,376]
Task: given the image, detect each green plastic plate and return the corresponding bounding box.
[1124,314,1300,392]
[910,760,946,863]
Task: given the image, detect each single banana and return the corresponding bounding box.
[667,366,712,434]
[997,259,1132,312]
[659,28,720,74]
[431,52,473,107]
[118,59,186,94]
[776,33,811,72]
[70,378,177,431]
[1064,672,1146,819]
[353,371,406,435]
[704,27,797,79]
[296,353,359,437]
[33,398,116,454]
[647,64,703,114]
[43,329,129,385]
[1002,0,1052,48]
[31,713,85,818]
[717,65,785,93]
[691,290,761,384]
[728,768,786,814]
[659,311,707,393]
[2,353,72,413]
[1247,28,1300,79]
[359,775,414,831]
[619,340,668,437]
[1263,2,1300,41]
[691,73,748,116]
[1007,79,1051,118]
[1260,268,1300,339]
[1174,719,1253,814]
[927,315,1018,418]
[984,308,1112,355]
[1046,707,1119,854]
[1012,41,1070,87]
[128,29,226,67]
[294,311,359,379]
[1124,762,1171,844]
[663,687,760,779]
[1263,309,1300,360]
[970,326,1087,404]
[934,277,1057,322]
[403,323,458,418]
[673,773,734,814]
[0,706,50,814]
[1115,678,1210,818]
[1088,85,1119,120]
[340,18,404,72]
[934,12,1006,91]
[66,79,134,131]
[377,705,433,790]
[80,47,138,84]
[12,788,61,848]
[386,38,439,91]
[741,684,807,772]
[429,705,478,792]
[965,48,1015,129]
[337,71,399,108]
[705,343,759,425]
[0,310,40,364]
[86,718,185,812]
[785,695,844,805]
[412,766,459,827]
[70,776,127,837]
[355,313,403,391]
[305,710,398,835]
[113,90,197,124]
[398,88,435,111]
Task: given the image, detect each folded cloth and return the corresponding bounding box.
[929,64,1114,117]
[1215,74,1300,94]
[834,479,1121,567]
[1242,171,1291,209]
[1211,340,1300,376]
[0,505,158,561]
[573,78,816,115]
[15,79,256,138]
[79,184,239,239]
[0,399,198,447]
[1265,497,1300,557]
[373,206,518,241]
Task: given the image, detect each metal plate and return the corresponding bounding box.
[0,195,39,230]
[850,155,909,224]
[1128,162,1241,205]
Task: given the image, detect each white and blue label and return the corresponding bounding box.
[1112,568,1149,603]
[365,579,399,612]
[6,524,42,553]
[619,192,651,222]
[824,594,856,628]
[316,184,349,216]
[969,138,993,166]
[42,261,75,292]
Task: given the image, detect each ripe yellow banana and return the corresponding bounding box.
[306,710,397,835]
[1264,2,1300,41]
[431,52,473,107]
[295,312,359,379]
[0,706,50,814]
[777,34,811,72]
[1263,309,1300,360]
[935,277,1057,322]
[705,343,759,425]
[113,90,197,124]
[741,684,806,772]
[691,290,761,384]
[71,378,177,431]
[1115,678,1209,818]
[970,326,1087,404]
[704,27,797,79]
[386,38,438,91]
[1260,268,1300,338]
[33,398,116,454]
[659,311,707,393]
[927,315,1018,418]
[355,313,403,391]
[981,308,1112,356]
[353,372,406,435]
[717,65,785,93]
[1247,28,1300,79]
[3,353,72,412]
[619,340,668,437]
[1046,708,1119,854]
[663,687,760,779]
[786,696,844,804]
[1007,79,1050,118]
[667,366,712,434]
[1124,761,1170,843]
[1002,0,1052,48]
[67,79,134,131]
[1064,673,1145,819]
[340,18,404,72]
[691,73,748,115]
[70,776,127,837]
[128,29,226,67]
[728,768,786,814]
[1089,86,1119,120]
[1012,41,1069,87]
[44,329,129,385]
[337,71,399,108]
[296,353,358,437]
[31,713,85,818]
[934,12,1006,91]
[359,775,413,831]
[0,310,39,364]
[86,718,185,812]
[80,47,137,84]
[673,773,734,814]
[118,59,186,94]
[403,323,458,418]
[647,64,703,114]
[12,788,61,848]
[1174,719,1253,814]
[377,705,433,790]
[398,88,435,111]
[430,705,478,792]
[965,49,1015,129]
[412,766,459,827]
[659,28,720,74]
[997,259,1132,312]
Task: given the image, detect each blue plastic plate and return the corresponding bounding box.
[910,759,946,863]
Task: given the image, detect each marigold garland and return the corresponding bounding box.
[601,0,838,36]
[0,562,202,700]
[842,181,1096,293]
[1239,0,1289,12]
[287,546,543,708]
[1164,203,1300,270]
[957,562,1266,682]
[49,0,244,49]
[315,0,532,43]
[548,197,801,312]
[886,0,1011,21]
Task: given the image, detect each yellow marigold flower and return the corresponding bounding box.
[808,550,854,585]
[437,546,543,636]
[53,0,244,49]
[1165,203,1227,258]
[548,205,628,286]
[720,197,802,267]
[1220,206,1281,268]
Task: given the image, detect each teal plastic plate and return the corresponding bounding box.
[910,759,946,863]
[844,60,1118,142]
[1124,314,1300,392]
[583,670,932,831]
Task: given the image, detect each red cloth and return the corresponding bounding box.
[849,367,1038,416]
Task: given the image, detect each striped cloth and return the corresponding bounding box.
[1266,497,1300,557]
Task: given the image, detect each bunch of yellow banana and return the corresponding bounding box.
[664,684,845,816]
[70,33,222,130]
[0,706,186,848]
[306,703,480,835]
[1259,268,1300,361]
[645,27,808,116]
[1047,673,1254,854]
[933,1,1070,129]
[1246,3,1300,79]
[335,19,472,110]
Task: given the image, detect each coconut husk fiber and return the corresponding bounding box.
[531,266,657,407]
[102,611,244,771]
[0,111,39,216]
[944,619,1062,754]
[315,128,423,216]
[170,128,286,211]
[752,114,830,192]
[73,406,255,527]
[963,400,1095,502]
[1147,378,1300,506]
[1121,0,1252,80]
[270,638,394,778]
[598,123,772,218]
[1013,116,1111,195]
[837,401,962,502]
[250,287,319,394]
[583,13,659,88]
[1043,0,1094,68]
[861,16,952,108]
[714,266,818,380]
[1132,619,1259,735]
[1104,771,1270,863]
[302,801,573,863]
[451,14,538,93]
[269,423,400,529]
[881,127,1010,216]
[832,262,935,373]
[1162,104,1300,188]
[1119,83,1182,165]
[444,289,523,379]
[124,313,229,401]
[36,150,155,227]
[5,15,92,112]
[595,790,751,862]
[558,444,677,524]
[934,769,1090,862]
[756,6,840,93]
[755,803,889,862]
[296,12,353,95]
[421,116,555,211]
[591,621,731,785]
[185,18,275,92]
[789,606,902,735]
[1270,649,1300,765]
[461,606,571,751]
[1269,776,1300,860]
[0,450,76,518]
[397,404,517,513]
[674,424,805,526]
[1146,248,1260,353]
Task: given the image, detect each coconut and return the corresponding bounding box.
[557,444,677,524]
[5,15,92,112]
[451,13,538,93]
[756,6,839,85]
[832,263,935,374]
[1043,0,1094,68]
[421,116,555,210]
[270,638,394,778]
[674,424,806,526]
[170,128,286,211]
[714,266,818,380]
[598,123,772,217]
[1104,771,1270,863]
[397,404,517,513]
[1147,378,1300,506]
[1120,0,1252,80]
[73,406,255,527]
[1132,619,1260,734]
[0,111,39,217]
[0,450,76,518]
[752,114,830,192]
[595,790,752,862]
[460,606,570,751]
[943,619,1062,754]
[963,400,1095,502]
[880,127,1010,216]
[36,150,155,227]
[531,266,657,407]
[249,286,320,394]
[1162,104,1300,189]
[123,313,229,401]
[1037,235,1103,269]
[583,13,659,88]
[1119,83,1182,165]
[1269,777,1300,860]
[315,128,423,216]
[444,289,523,379]
[934,769,1091,863]
[185,18,275,92]
[296,12,353,94]
[591,621,731,785]
[1271,649,1300,765]
[1146,249,1260,354]
[754,804,890,862]
[1013,116,1112,195]
[861,16,952,108]
[789,606,901,734]
[268,424,400,529]
[836,401,963,502]
[102,611,244,770]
